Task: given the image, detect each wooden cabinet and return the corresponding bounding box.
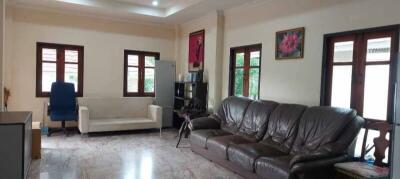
[173,82,208,128]
[0,112,32,179]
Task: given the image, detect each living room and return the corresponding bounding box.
[0,0,399,178]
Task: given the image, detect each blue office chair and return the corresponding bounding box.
[47,81,78,136]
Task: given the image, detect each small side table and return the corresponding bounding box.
[32,122,41,159]
[175,110,209,148]
[335,162,389,179]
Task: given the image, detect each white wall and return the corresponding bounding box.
[5,7,176,122]
[0,0,4,111]
[5,0,400,123]
[222,0,400,106]
[177,11,224,110]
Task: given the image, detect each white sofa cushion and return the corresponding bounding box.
[89,118,158,132]
[78,97,153,119]
[78,97,162,134]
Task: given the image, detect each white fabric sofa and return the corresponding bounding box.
[78,97,162,134]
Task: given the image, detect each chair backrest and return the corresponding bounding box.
[50,81,76,112]
[360,121,392,167]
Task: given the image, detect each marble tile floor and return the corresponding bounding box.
[28,129,242,179]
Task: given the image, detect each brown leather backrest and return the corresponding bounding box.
[260,104,307,153]
[290,106,356,155]
[237,100,279,141]
[216,96,252,133]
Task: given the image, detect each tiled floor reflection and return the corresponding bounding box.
[28,129,242,179]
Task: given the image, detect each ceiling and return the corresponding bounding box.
[8,0,255,25]
[116,0,187,9]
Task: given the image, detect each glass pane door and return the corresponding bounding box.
[362,36,392,121]
[329,38,355,108]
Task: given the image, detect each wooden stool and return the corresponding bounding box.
[32,122,41,159]
[335,162,389,179]
[334,121,391,179]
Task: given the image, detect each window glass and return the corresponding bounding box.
[331,65,352,108]
[144,68,155,93]
[42,63,57,92]
[65,64,78,92]
[250,51,260,66]
[145,56,156,67]
[128,55,139,66]
[363,65,390,120]
[127,67,139,93]
[65,50,78,63]
[366,38,391,62]
[235,53,244,67]
[42,48,57,62]
[333,41,354,63]
[234,69,244,97]
[249,68,259,100]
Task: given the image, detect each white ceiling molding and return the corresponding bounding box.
[7,0,255,24]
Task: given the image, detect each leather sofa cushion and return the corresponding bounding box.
[291,106,356,155]
[206,135,254,159]
[227,143,286,172]
[255,155,293,179]
[190,129,232,148]
[237,100,279,141]
[261,104,307,153]
[216,96,252,133]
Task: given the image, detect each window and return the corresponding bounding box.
[124,50,159,97]
[321,26,399,162]
[36,42,84,97]
[229,44,261,100]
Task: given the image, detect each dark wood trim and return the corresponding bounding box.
[123,50,160,97]
[323,25,400,38]
[36,42,84,97]
[228,43,262,98]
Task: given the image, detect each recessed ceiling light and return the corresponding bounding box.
[152,1,158,6]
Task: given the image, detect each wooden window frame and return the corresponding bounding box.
[123,50,160,97]
[321,25,399,123]
[229,44,262,98]
[36,42,84,97]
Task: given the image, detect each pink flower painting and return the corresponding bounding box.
[276,27,305,59]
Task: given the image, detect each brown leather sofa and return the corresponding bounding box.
[189,96,364,179]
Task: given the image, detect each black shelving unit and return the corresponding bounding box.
[173,82,208,128]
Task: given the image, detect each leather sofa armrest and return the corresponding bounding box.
[189,116,221,131]
[78,106,90,134]
[290,153,332,167]
[148,105,162,127]
[291,154,348,173]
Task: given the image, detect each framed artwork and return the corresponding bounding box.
[275,27,305,60]
[188,30,205,71]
